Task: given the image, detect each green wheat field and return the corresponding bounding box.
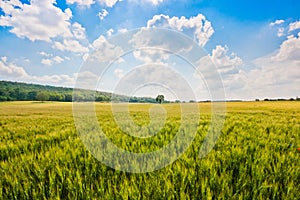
[0,101,299,199]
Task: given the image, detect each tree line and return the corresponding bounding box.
[0,81,157,103]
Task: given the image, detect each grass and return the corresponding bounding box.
[0,101,299,199]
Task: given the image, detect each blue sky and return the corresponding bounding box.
[0,0,299,100]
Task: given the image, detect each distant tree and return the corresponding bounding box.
[129,96,138,103]
[255,99,260,101]
[156,95,164,104]
[27,91,37,101]
[0,89,9,99]
[0,96,7,101]
[73,93,84,102]
[49,93,63,101]
[64,94,73,102]
[36,92,49,102]
[96,95,104,102]
[18,91,27,100]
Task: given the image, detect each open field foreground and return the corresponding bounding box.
[0,101,299,199]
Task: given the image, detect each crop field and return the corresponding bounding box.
[0,101,299,199]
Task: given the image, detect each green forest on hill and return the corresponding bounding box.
[0,81,157,103]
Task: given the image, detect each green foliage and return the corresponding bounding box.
[36,92,49,102]
[0,81,157,103]
[0,101,299,199]
[156,94,165,104]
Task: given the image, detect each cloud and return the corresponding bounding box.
[39,51,65,66]
[41,59,52,66]
[66,0,95,7]
[269,19,285,26]
[249,60,300,99]
[67,0,120,8]
[0,57,75,87]
[39,51,52,57]
[41,55,64,66]
[132,48,169,64]
[32,74,75,87]
[90,35,123,62]
[195,45,243,78]
[194,45,245,99]
[53,39,89,53]
[210,45,243,75]
[270,19,300,38]
[53,56,64,63]
[269,19,287,37]
[277,27,285,37]
[271,32,300,61]
[118,28,128,33]
[129,28,195,64]
[146,14,214,46]
[114,68,124,78]
[244,31,300,99]
[289,20,300,32]
[143,0,164,5]
[71,22,87,40]
[194,34,300,100]
[106,28,114,37]
[52,22,88,53]
[98,9,109,20]
[129,0,165,6]
[75,71,99,90]
[0,0,89,55]
[0,0,73,42]
[98,0,120,7]
[114,64,195,100]
[0,58,28,78]
[1,56,8,63]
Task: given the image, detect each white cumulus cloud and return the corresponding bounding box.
[0,57,75,87]
[91,35,123,62]
[210,45,243,75]
[277,27,285,37]
[245,31,300,99]
[195,45,245,99]
[66,0,95,7]
[130,0,165,6]
[271,32,300,62]
[269,19,285,26]
[0,0,89,55]
[98,9,109,20]
[106,28,114,37]
[143,0,164,5]
[71,22,87,40]
[53,39,89,53]
[0,0,73,42]
[1,56,8,63]
[289,20,300,32]
[0,58,28,78]
[147,14,214,46]
[98,0,120,7]
[41,59,52,66]
[67,0,120,8]
[118,28,128,33]
[41,55,64,66]
[269,19,286,37]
